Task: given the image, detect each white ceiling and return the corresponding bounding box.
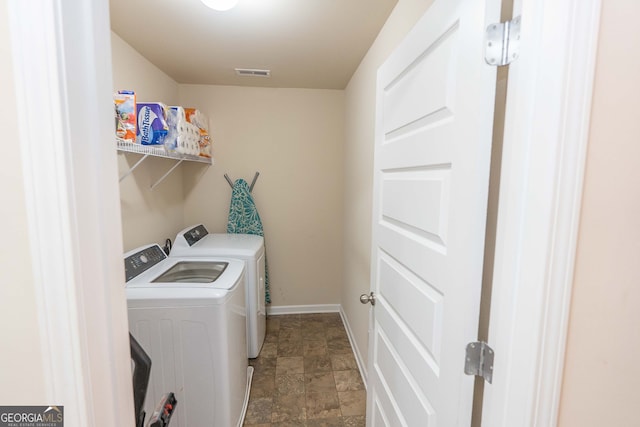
[109,0,398,89]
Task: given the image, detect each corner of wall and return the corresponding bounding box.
[111,32,186,251]
[340,0,434,375]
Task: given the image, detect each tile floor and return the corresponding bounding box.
[244,313,366,427]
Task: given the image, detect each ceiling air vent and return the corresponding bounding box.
[235,68,271,78]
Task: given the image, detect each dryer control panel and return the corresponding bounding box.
[183,224,209,246]
[125,245,167,282]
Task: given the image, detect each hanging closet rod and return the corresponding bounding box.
[224,172,260,192]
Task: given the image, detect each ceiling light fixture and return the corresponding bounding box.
[200,0,239,11]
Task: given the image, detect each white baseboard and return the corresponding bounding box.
[267,304,341,315]
[339,306,368,389]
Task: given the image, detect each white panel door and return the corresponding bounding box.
[367,0,500,425]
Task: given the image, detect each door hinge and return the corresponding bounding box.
[485,16,521,66]
[464,341,494,383]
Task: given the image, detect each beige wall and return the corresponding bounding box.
[341,0,434,369]
[111,32,185,251]
[558,1,640,425]
[111,33,345,306]
[179,85,345,306]
[0,2,47,403]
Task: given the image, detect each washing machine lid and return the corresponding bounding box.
[125,257,245,305]
[124,244,244,292]
[171,224,264,258]
[151,260,228,283]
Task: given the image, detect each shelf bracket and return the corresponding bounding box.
[117,139,212,189]
[119,154,149,182]
[151,159,184,191]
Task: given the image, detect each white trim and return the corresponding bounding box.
[238,366,254,427]
[9,2,85,414]
[8,0,133,424]
[339,306,369,388]
[481,0,601,425]
[267,304,341,315]
[530,2,601,424]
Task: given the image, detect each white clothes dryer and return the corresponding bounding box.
[170,224,266,358]
[124,244,251,427]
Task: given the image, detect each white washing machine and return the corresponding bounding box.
[124,244,252,427]
[170,224,266,358]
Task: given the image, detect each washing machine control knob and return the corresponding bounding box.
[140,254,148,264]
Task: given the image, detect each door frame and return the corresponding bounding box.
[7,0,601,424]
[482,0,601,425]
[7,0,134,424]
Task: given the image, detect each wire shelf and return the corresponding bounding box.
[116,138,212,164]
[116,138,212,189]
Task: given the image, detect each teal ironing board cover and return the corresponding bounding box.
[227,178,270,303]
